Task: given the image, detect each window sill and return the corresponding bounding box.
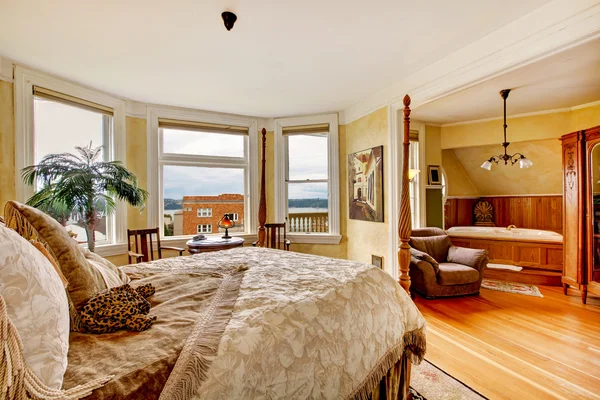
[288,234,342,245]
[94,243,129,257]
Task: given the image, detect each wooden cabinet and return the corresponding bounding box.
[561,125,600,304]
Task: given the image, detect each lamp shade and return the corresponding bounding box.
[218,215,234,229]
[480,160,493,171]
[519,157,533,169]
[408,169,420,180]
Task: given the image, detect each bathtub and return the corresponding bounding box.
[447,226,563,244]
[446,226,563,274]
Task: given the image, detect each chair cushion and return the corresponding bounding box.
[409,235,451,263]
[447,246,488,270]
[410,247,439,274]
[437,262,480,286]
[0,224,70,389]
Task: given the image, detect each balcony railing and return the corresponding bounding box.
[288,212,329,233]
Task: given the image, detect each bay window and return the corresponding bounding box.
[274,114,341,244]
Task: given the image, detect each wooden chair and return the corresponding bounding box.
[127,228,185,264]
[253,223,290,251]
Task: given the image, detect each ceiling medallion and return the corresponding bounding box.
[480,89,533,171]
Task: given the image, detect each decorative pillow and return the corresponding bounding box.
[0,224,69,389]
[31,240,69,288]
[447,246,488,270]
[409,247,440,274]
[409,235,452,263]
[80,248,131,288]
[5,201,114,311]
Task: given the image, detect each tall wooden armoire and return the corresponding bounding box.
[561,125,600,304]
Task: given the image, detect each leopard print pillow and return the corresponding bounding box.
[80,283,156,334]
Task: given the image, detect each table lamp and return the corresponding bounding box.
[218,214,235,239]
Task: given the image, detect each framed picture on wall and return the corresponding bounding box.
[348,145,384,222]
[428,165,442,185]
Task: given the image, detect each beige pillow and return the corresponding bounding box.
[80,248,130,288]
[4,201,129,328]
[0,224,70,389]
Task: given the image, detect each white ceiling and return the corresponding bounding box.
[0,0,553,118]
[412,37,600,124]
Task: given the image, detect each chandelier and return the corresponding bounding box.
[480,89,533,170]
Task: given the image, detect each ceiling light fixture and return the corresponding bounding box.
[222,11,237,31]
[480,89,533,171]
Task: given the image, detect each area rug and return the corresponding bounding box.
[410,360,487,400]
[481,278,543,298]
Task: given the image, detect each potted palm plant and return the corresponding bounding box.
[21,143,148,252]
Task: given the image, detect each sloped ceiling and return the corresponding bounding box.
[443,139,562,196]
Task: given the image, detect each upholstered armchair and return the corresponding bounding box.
[409,228,488,299]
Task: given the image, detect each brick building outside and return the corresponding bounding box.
[177,194,245,236]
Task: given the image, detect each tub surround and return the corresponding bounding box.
[445,195,563,233]
[448,226,563,286]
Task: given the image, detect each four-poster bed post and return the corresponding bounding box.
[398,95,413,295]
[256,128,267,247]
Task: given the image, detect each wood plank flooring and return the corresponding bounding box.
[412,286,600,399]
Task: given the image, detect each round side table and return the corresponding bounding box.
[186,236,244,254]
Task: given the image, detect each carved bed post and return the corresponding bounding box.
[398,95,412,295]
[257,128,267,247]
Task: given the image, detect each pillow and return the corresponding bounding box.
[409,247,440,273]
[409,235,451,263]
[5,201,117,311]
[0,224,69,389]
[31,240,69,288]
[447,246,488,270]
[80,248,131,288]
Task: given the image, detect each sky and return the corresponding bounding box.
[34,99,329,204]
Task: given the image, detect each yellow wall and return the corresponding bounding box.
[0,80,15,212]
[344,107,390,268]
[440,103,600,150]
[442,149,479,197]
[450,139,562,195]
[424,124,442,166]
[439,103,600,197]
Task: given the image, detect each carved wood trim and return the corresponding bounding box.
[398,95,412,295]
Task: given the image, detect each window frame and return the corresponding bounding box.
[197,224,213,234]
[197,208,213,218]
[14,66,127,257]
[274,114,341,244]
[147,105,258,243]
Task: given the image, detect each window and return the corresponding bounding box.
[225,212,239,222]
[409,130,420,227]
[274,115,341,244]
[198,208,212,217]
[148,108,258,239]
[197,224,212,233]
[15,66,127,255]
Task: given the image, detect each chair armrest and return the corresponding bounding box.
[128,251,144,263]
[410,256,438,278]
[410,247,439,274]
[160,246,185,256]
[447,246,488,271]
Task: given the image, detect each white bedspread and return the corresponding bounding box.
[193,247,426,399]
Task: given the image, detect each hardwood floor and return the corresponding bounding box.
[413,286,600,399]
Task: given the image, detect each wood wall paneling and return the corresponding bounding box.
[444,196,563,233]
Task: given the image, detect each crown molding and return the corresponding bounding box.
[125,100,147,119]
[340,0,600,125]
[0,56,14,82]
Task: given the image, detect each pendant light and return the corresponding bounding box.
[480,89,533,170]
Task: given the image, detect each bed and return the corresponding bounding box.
[1,96,424,399]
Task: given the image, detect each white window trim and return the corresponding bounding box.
[197,208,212,217]
[274,114,341,245]
[14,66,127,257]
[147,105,258,241]
[197,224,212,233]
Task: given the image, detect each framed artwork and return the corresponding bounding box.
[371,255,384,269]
[428,165,441,185]
[348,145,384,222]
